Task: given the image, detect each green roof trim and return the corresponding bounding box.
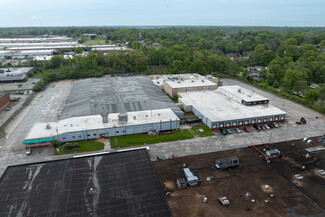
[24,138,53,144]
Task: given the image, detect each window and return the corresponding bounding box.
[212,125,216,128]
[133,116,136,120]
[264,118,267,122]
[116,131,119,134]
[232,122,237,126]
[93,134,97,136]
[72,136,75,138]
[158,113,160,116]
[239,121,243,125]
[145,115,148,118]
[62,137,66,139]
[79,135,82,138]
[87,134,90,137]
[219,123,224,128]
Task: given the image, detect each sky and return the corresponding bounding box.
[0,0,324,27]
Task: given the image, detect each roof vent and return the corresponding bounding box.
[46,123,51,129]
[119,112,128,122]
[238,89,241,93]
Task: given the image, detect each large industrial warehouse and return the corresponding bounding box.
[24,108,179,146]
[178,85,286,129]
[60,76,184,119]
[24,76,183,147]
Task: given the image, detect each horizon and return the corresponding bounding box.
[0,0,325,27]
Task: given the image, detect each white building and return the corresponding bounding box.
[0,67,34,82]
[178,85,286,129]
[24,108,180,148]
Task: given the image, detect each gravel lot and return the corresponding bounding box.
[0,78,324,176]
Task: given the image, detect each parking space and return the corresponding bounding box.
[0,77,40,91]
[0,80,74,176]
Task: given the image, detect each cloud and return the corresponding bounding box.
[32,16,42,19]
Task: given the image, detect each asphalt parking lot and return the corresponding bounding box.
[0,77,40,91]
[0,78,324,176]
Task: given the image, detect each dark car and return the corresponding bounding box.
[220,129,227,135]
[157,155,163,160]
[268,123,274,128]
[253,124,261,131]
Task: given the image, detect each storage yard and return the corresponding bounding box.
[153,136,325,217]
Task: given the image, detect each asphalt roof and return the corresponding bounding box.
[0,149,172,217]
[60,76,184,120]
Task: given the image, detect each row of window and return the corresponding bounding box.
[214,116,285,128]
[60,126,157,140]
[242,100,269,106]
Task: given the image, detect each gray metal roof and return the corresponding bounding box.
[60,76,184,120]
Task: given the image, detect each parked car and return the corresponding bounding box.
[157,155,163,160]
[243,127,250,132]
[273,122,279,128]
[26,148,32,155]
[296,121,303,125]
[234,128,241,133]
[225,129,232,134]
[268,123,274,128]
[260,125,266,130]
[253,124,261,131]
[220,129,227,135]
[264,124,270,130]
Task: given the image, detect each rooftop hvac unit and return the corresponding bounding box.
[46,123,51,129]
[119,112,128,122]
[183,168,198,186]
[215,156,239,169]
[266,149,280,158]
[176,178,187,188]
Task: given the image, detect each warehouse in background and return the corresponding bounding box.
[178,85,286,129]
[0,67,33,82]
[150,73,219,97]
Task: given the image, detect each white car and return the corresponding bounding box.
[234,128,241,133]
[26,148,32,155]
[264,124,270,130]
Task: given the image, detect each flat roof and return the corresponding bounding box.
[0,149,172,217]
[0,67,33,76]
[60,76,184,120]
[179,91,286,122]
[0,42,79,47]
[25,108,179,140]
[150,73,218,87]
[218,85,268,102]
[164,78,217,89]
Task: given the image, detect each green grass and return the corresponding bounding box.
[111,129,194,148]
[32,72,44,79]
[83,39,106,45]
[54,141,104,155]
[192,125,214,137]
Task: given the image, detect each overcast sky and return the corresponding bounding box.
[0,0,324,27]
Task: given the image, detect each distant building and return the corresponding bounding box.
[0,67,33,82]
[0,92,10,111]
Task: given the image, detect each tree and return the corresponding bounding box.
[74,47,83,54]
[305,89,320,105]
[189,60,204,74]
[171,60,183,73]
